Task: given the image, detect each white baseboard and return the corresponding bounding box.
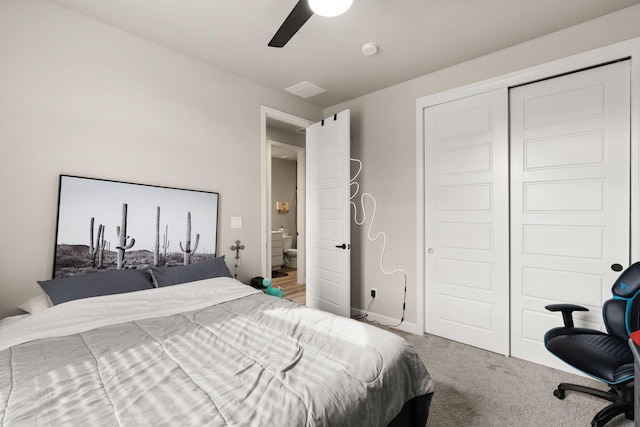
[351,308,420,335]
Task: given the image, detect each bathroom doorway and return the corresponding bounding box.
[261,107,312,304]
[270,140,304,277]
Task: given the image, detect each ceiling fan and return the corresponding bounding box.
[268,0,353,48]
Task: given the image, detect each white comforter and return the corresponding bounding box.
[0,277,260,352]
[0,278,434,426]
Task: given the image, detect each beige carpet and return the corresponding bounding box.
[381,325,634,427]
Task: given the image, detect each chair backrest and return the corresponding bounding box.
[605,261,640,339]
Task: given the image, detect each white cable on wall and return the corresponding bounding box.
[350,157,407,326]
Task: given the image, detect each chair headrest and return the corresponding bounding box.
[612,261,640,297]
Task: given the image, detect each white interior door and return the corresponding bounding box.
[306,110,351,317]
[510,61,631,369]
[424,89,510,355]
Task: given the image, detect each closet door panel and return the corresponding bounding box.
[510,61,631,370]
[524,131,605,169]
[424,89,510,355]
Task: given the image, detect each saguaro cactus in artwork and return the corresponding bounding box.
[96,225,106,269]
[89,217,98,267]
[179,212,199,265]
[89,218,106,268]
[154,206,160,267]
[116,203,136,270]
[162,225,170,263]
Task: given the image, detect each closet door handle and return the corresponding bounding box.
[335,243,347,249]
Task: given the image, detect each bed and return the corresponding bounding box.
[0,257,434,426]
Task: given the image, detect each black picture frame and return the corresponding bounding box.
[53,175,219,278]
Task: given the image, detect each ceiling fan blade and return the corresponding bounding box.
[268,0,314,48]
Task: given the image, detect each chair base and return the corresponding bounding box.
[553,382,633,427]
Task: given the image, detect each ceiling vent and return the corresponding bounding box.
[285,81,326,98]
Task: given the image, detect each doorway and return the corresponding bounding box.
[260,107,313,299]
[270,140,306,303]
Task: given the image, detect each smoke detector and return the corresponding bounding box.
[361,42,379,56]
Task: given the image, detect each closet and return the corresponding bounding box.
[421,59,631,370]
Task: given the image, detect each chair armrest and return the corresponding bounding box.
[545,304,589,328]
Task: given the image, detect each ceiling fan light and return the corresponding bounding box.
[309,0,353,17]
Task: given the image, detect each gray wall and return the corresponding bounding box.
[324,4,640,327]
[0,0,321,317]
[266,126,305,149]
[271,158,297,247]
[267,124,304,247]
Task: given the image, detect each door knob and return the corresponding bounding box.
[335,243,347,249]
[611,263,624,272]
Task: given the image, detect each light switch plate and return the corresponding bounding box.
[231,217,243,229]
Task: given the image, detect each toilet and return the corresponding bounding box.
[283,235,297,268]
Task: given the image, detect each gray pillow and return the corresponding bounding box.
[149,256,232,287]
[38,269,154,305]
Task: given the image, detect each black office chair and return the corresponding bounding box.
[544,261,640,427]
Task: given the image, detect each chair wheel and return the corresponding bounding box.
[553,389,566,399]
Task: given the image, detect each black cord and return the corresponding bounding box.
[365,274,407,328]
[352,295,375,320]
[352,274,407,328]
[386,274,407,327]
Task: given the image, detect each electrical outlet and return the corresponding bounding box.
[370,288,377,298]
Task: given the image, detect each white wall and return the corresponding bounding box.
[3,0,640,326]
[324,4,640,328]
[0,0,321,317]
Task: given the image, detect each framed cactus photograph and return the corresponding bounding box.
[52,175,219,278]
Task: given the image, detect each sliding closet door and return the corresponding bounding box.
[424,89,510,355]
[510,61,631,369]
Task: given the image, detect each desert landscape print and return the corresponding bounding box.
[53,176,219,278]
